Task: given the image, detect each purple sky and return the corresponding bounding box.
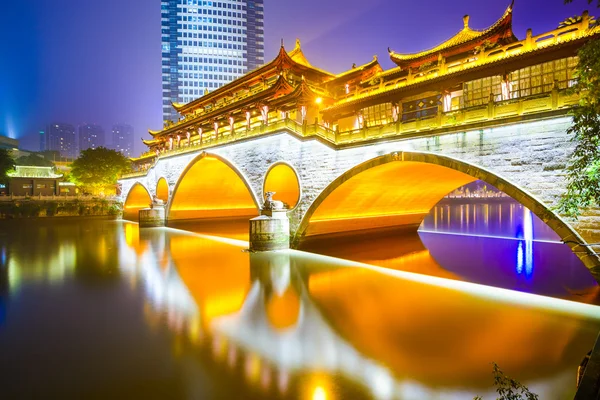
[0,0,591,156]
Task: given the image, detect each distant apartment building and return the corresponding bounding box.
[44,123,77,159]
[78,124,105,153]
[161,0,265,123]
[112,124,134,157]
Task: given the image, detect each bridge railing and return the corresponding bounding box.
[124,117,340,177]
[124,88,578,179]
[335,88,578,145]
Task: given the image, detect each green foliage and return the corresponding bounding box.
[70,147,131,195]
[474,363,539,400]
[0,148,16,182]
[15,153,54,167]
[557,38,600,217]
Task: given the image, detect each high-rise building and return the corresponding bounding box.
[78,124,105,153]
[161,0,265,123]
[45,123,77,159]
[112,124,134,157]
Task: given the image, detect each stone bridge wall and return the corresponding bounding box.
[120,116,600,244]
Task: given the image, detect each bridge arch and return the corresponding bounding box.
[263,161,301,209]
[123,182,152,222]
[167,152,260,221]
[296,151,600,274]
[156,177,169,203]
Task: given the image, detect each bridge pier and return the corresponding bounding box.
[139,206,166,228]
[249,209,290,251]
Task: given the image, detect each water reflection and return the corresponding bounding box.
[0,217,599,399]
[119,222,600,399]
[421,199,560,241]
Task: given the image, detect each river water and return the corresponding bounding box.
[0,200,599,399]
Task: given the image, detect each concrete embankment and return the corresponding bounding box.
[0,198,121,218]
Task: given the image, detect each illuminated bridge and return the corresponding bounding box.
[119,7,600,281]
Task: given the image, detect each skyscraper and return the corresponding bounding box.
[78,124,105,153]
[45,123,77,159]
[112,124,134,157]
[161,0,265,123]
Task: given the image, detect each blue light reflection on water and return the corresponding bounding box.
[421,199,560,242]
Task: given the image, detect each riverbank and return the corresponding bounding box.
[0,198,121,218]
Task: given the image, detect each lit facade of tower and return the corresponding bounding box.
[78,124,105,153]
[161,0,265,123]
[112,124,134,157]
[45,123,77,159]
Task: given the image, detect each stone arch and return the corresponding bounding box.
[263,162,301,209]
[167,152,260,221]
[295,151,600,276]
[156,177,169,203]
[123,182,152,222]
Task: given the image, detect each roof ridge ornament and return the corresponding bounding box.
[295,38,301,50]
[463,14,470,30]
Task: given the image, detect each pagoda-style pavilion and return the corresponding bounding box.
[132,3,599,169]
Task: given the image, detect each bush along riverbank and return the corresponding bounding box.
[0,199,122,218]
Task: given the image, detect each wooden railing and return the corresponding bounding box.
[123,88,579,179]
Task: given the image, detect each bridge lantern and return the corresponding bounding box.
[261,105,269,125]
[392,104,400,122]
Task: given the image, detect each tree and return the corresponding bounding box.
[0,149,15,183]
[557,5,600,217]
[70,147,131,196]
[15,153,54,167]
[474,363,539,400]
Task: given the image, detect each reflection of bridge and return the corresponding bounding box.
[119,117,600,281]
[118,226,598,400]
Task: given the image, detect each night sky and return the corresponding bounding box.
[0,0,591,155]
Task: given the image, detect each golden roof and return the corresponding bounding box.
[389,1,515,65]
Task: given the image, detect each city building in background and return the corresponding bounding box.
[112,124,134,157]
[44,123,77,159]
[161,0,265,123]
[78,124,105,153]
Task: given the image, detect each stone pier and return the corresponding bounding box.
[249,192,290,252]
[139,206,166,228]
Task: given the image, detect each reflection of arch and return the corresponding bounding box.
[156,177,169,203]
[168,152,260,221]
[263,162,301,209]
[296,151,600,275]
[123,183,151,221]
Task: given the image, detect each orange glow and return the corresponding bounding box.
[168,235,250,325]
[308,266,590,386]
[265,287,301,330]
[305,161,475,236]
[156,177,169,203]
[263,164,301,208]
[123,183,152,221]
[169,156,258,221]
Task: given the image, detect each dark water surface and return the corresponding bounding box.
[0,212,599,399]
